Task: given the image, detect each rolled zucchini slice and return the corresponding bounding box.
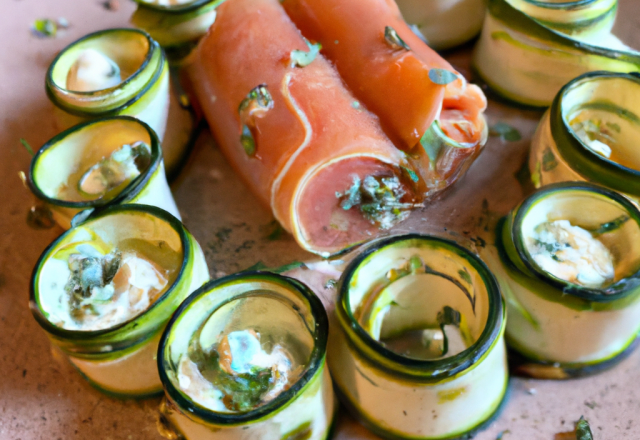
[45,28,193,178]
[472,0,640,107]
[157,272,335,440]
[488,182,640,373]
[130,0,224,61]
[331,234,507,440]
[396,0,488,50]
[530,71,640,202]
[28,116,180,229]
[30,204,210,397]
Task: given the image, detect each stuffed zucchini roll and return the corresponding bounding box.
[330,234,507,440]
[189,0,422,256]
[487,183,640,374]
[30,204,210,397]
[282,0,488,194]
[28,117,180,229]
[396,0,488,50]
[157,272,335,440]
[530,71,640,203]
[130,0,224,61]
[473,0,640,107]
[46,28,190,177]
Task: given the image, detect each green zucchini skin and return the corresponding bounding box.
[30,204,210,397]
[45,28,194,177]
[330,234,507,440]
[28,116,181,229]
[530,71,640,200]
[473,0,640,107]
[130,0,225,60]
[484,182,640,372]
[156,272,336,440]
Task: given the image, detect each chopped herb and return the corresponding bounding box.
[437,306,461,356]
[542,148,558,172]
[496,430,511,440]
[401,166,419,183]
[324,279,337,289]
[266,222,285,241]
[584,401,597,409]
[458,269,472,284]
[240,125,256,156]
[246,261,268,271]
[605,121,621,133]
[26,205,55,230]
[576,416,594,440]
[419,122,444,168]
[238,85,273,156]
[291,38,322,68]
[428,69,458,85]
[245,261,305,274]
[490,122,522,142]
[384,26,410,51]
[590,215,629,236]
[20,138,34,156]
[32,19,57,38]
[335,175,418,230]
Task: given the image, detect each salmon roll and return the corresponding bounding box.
[282,0,488,194]
[189,0,421,256]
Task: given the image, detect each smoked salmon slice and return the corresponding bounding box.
[188,0,422,256]
[282,0,488,194]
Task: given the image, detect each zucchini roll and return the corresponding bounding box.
[282,0,488,195]
[189,0,422,256]
[130,0,224,61]
[473,0,640,107]
[330,235,507,440]
[487,183,640,374]
[28,117,180,229]
[30,205,210,397]
[396,0,488,50]
[157,272,335,440]
[530,71,640,203]
[45,28,191,177]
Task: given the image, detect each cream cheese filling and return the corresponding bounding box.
[177,329,302,413]
[527,220,615,288]
[46,241,169,331]
[66,48,122,92]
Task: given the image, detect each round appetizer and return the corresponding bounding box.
[395,0,488,50]
[44,28,193,176]
[29,116,180,229]
[330,234,507,440]
[489,182,640,373]
[130,0,223,58]
[30,204,210,397]
[157,272,335,440]
[530,71,640,203]
[473,0,640,107]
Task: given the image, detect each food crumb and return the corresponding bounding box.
[102,0,120,11]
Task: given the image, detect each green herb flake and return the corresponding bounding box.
[605,121,621,133]
[541,148,558,172]
[384,26,410,51]
[458,269,472,284]
[291,39,322,68]
[240,125,256,156]
[576,416,594,440]
[270,261,305,274]
[490,122,522,142]
[266,222,285,241]
[401,166,419,183]
[496,430,510,440]
[428,68,458,85]
[591,215,629,236]
[32,19,58,38]
[246,261,268,271]
[420,122,444,168]
[20,138,34,156]
[324,279,337,289]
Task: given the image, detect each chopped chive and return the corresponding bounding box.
[20,138,34,156]
[428,68,458,85]
[384,26,410,51]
